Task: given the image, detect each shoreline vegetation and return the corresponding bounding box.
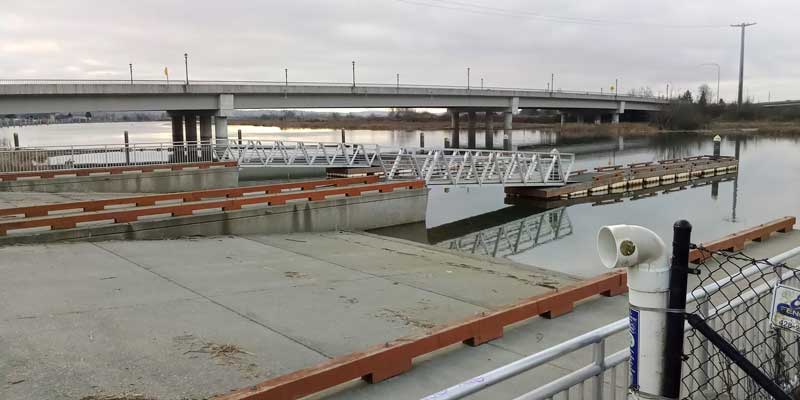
[229,117,800,137]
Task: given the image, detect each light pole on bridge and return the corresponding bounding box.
[467,67,470,90]
[129,63,133,85]
[550,73,554,95]
[184,53,189,85]
[352,61,356,88]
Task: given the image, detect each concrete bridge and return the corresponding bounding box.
[0,80,666,149]
[758,99,800,108]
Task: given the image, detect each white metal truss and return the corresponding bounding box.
[218,140,575,187]
[439,207,573,257]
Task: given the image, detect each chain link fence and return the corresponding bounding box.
[682,246,800,399]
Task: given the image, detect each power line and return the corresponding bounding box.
[394,0,730,29]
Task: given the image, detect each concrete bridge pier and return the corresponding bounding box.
[185,113,198,162]
[169,112,185,162]
[214,116,228,145]
[612,113,620,124]
[467,111,476,148]
[199,114,213,161]
[450,110,460,148]
[503,111,513,150]
[485,112,494,149]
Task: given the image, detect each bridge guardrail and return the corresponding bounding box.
[0,79,664,100]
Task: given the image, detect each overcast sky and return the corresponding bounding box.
[1,0,797,102]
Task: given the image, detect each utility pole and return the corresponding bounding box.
[731,22,756,111]
[396,73,400,89]
[550,73,554,94]
[615,78,619,97]
[351,61,356,88]
[129,63,133,84]
[184,53,189,85]
[480,77,483,90]
[467,67,470,90]
[700,63,720,104]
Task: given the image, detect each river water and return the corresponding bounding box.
[2,122,799,278]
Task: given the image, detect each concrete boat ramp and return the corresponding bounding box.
[1,230,581,400]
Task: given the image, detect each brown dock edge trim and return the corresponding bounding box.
[0,176,381,218]
[689,216,796,263]
[215,271,628,400]
[0,161,239,181]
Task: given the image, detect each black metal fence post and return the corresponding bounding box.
[662,220,692,398]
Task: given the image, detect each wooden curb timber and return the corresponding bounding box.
[215,271,628,400]
[0,176,380,218]
[689,216,796,263]
[0,180,422,236]
[214,216,796,400]
[0,161,238,181]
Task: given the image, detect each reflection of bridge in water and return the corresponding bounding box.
[435,207,572,258]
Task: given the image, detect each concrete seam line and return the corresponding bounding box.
[89,242,334,359]
[240,233,498,311]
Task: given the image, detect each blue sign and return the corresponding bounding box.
[630,308,639,389]
[771,285,800,334]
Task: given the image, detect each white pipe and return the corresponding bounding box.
[597,224,670,397]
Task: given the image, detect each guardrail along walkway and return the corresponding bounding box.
[2,140,576,187]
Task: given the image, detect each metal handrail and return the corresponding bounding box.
[423,244,800,400]
[1,139,576,187]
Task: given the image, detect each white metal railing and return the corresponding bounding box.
[1,140,575,187]
[0,79,665,100]
[440,207,573,257]
[377,147,574,186]
[0,142,218,173]
[423,245,800,400]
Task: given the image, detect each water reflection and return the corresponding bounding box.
[435,207,572,258]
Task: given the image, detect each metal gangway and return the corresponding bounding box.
[223,140,575,186]
[439,207,572,257]
[0,139,575,187]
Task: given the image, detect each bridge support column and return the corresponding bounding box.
[199,114,213,161]
[169,112,184,162]
[467,111,476,148]
[612,112,620,124]
[503,111,513,150]
[214,116,229,145]
[170,112,184,145]
[185,113,198,161]
[450,110,460,148]
[485,112,494,149]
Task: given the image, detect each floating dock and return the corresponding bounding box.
[505,155,739,200]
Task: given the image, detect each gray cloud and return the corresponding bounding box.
[0,0,795,102]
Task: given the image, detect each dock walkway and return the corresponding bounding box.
[1,231,576,400]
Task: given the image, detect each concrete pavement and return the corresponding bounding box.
[0,231,575,400]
